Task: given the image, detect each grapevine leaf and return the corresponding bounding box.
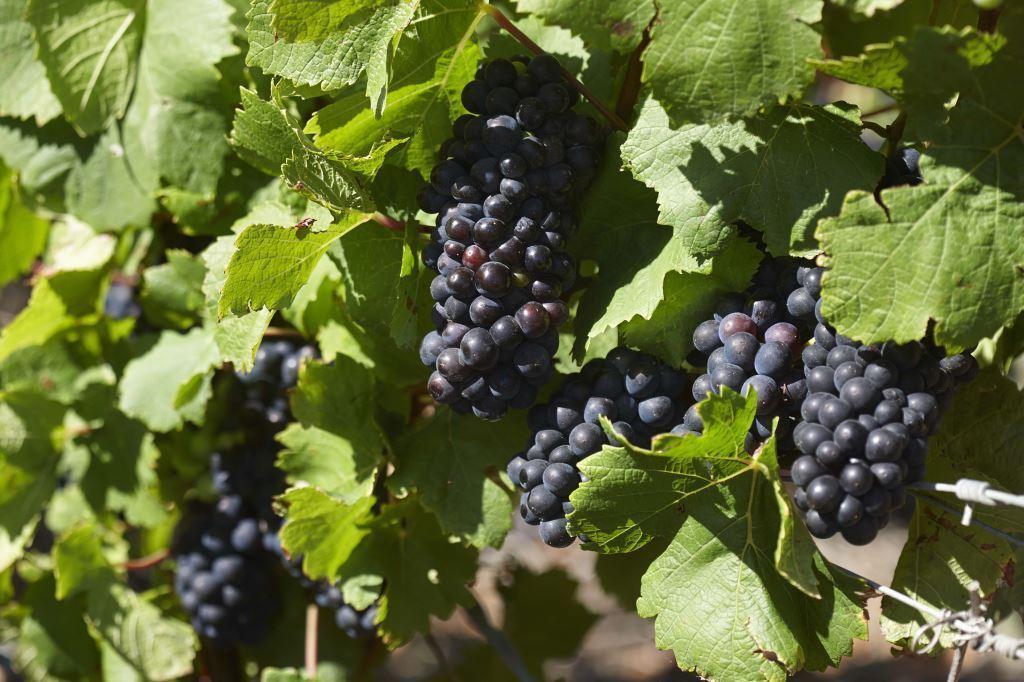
[230,88,304,177]
[640,539,865,680]
[928,370,1024,497]
[65,125,155,231]
[140,250,206,329]
[622,96,884,260]
[248,0,418,110]
[641,0,822,124]
[619,237,762,365]
[199,235,273,371]
[278,359,383,504]
[332,500,477,647]
[0,165,50,287]
[45,217,118,273]
[281,147,375,213]
[17,575,99,680]
[0,278,93,364]
[86,582,197,680]
[816,48,1024,350]
[809,43,907,91]
[219,212,371,317]
[457,567,598,677]
[121,0,239,196]
[570,392,866,678]
[306,0,484,177]
[0,391,64,571]
[0,337,90,403]
[53,525,112,599]
[572,134,707,359]
[821,0,977,59]
[511,0,654,53]
[392,409,529,548]
[26,0,145,134]
[0,0,62,123]
[278,487,375,580]
[0,118,80,195]
[75,384,167,528]
[831,0,905,16]
[880,498,1015,648]
[118,328,220,432]
[332,222,431,350]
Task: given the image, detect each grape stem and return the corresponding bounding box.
[483,5,629,133]
[122,548,170,571]
[465,596,536,682]
[978,9,1000,34]
[305,603,319,678]
[263,326,305,339]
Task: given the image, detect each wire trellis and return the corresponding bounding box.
[835,477,1024,682]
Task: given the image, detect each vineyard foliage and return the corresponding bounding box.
[0,0,1023,680]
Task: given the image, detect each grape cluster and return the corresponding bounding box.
[681,258,811,449]
[784,266,977,544]
[173,455,280,645]
[234,339,378,638]
[506,348,690,547]
[104,280,142,320]
[417,54,604,420]
[236,339,318,428]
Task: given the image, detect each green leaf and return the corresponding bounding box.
[140,249,207,329]
[65,125,155,231]
[0,118,80,196]
[457,567,598,677]
[54,525,112,599]
[118,328,220,431]
[279,487,375,580]
[200,235,273,371]
[0,0,62,123]
[641,0,822,123]
[86,582,197,680]
[281,147,375,213]
[17,574,99,680]
[511,0,655,53]
[278,359,383,504]
[0,165,50,287]
[230,87,305,176]
[832,0,905,15]
[817,108,1024,349]
[335,500,477,647]
[0,278,88,364]
[121,0,239,196]
[219,212,370,316]
[570,392,866,678]
[332,222,431,351]
[248,0,418,111]
[76,385,167,527]
[622,96,883,260]
[0,391,64,571]
[27,0,145,134]
[640,538,865,679]
[306,0,484,177]
[880,498,1014,648]
[392,409,528,548]
[928,370,1024,493]
[619,238,762,366]
[0,337,90,403]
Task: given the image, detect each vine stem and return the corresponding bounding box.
[305,603,319,678]
[424,632,459,680]
[372,212,404,232]
[122,548,170,571]
[465,595,536,682]
[615,15,655,125]
[483,5,628,133]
